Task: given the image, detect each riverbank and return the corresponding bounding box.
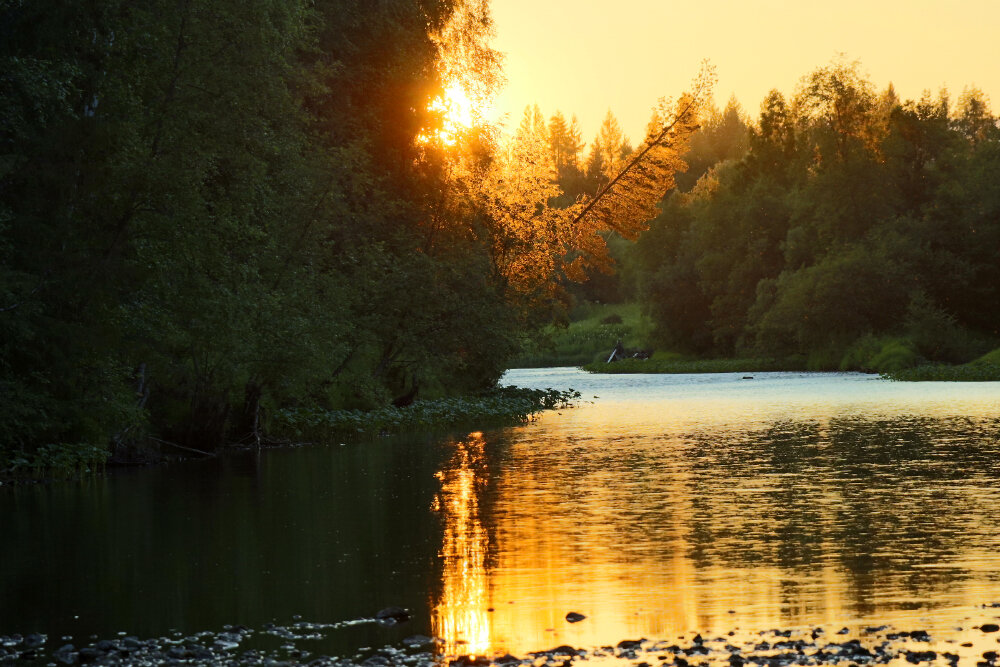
[583,349,1000,381]
[582,357,802,374]
[270,386,581,444]
[0,386,580,484]
[5,614,999,666]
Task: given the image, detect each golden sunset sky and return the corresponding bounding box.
[488,0,1000,142]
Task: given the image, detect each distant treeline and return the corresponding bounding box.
[532,62,1000,371]
[636,62,999,369]
[0,0,528,463]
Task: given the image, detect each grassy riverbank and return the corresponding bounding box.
[586,352,1000,380]
[574,322,1000,380]
[513,303,653,367]
[882,348,1000,381]
[583,356,802,374]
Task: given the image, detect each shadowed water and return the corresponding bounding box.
[2,369,1000,663]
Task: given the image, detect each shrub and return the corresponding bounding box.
[971,348,1000,366]
[869,338,921,373]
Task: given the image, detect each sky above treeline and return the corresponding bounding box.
[488,0,1000,142]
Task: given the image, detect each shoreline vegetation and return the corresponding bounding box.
[271,386,581,443]
[583,356,1000,381]
[0,387,580,483]
[519,302,1000,382]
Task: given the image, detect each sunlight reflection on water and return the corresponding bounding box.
[431,369,1000,660]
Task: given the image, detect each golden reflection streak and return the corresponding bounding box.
[431,432,491,657]
[431,388,1000,660]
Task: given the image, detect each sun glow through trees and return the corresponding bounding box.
[426,81,490,146]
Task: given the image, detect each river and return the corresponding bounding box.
[2,369,1000,664]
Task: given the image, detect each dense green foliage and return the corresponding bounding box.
[633,61,1000,369]
[0,0,527,467]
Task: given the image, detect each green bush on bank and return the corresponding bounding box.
[837,336,922,373]
[883,347,1000,381]
[971,348,1000,366]
[514,302,652,368]
[271,386,581,442]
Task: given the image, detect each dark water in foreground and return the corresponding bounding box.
[2,369,1000,662]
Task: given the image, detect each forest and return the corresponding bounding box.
[632,64,1000,372]
[524,65,1000,376]
[2,0,998,472]
[0,0,704,469]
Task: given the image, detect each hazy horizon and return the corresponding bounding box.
[489,0,1000,141]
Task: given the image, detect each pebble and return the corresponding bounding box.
[8,618,1000,666]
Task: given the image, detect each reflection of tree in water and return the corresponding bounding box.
[680,414,1000,615]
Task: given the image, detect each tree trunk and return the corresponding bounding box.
[233,381,263,447]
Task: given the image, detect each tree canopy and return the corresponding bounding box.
[633,60,1000,369]
[0,0,710,465]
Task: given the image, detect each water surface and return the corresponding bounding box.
[2,369,1000,661]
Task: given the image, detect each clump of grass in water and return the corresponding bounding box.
[273,386,582,441]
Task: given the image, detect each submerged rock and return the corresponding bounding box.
[402,635,434,648]
[450,656,491,666]
[374,607,411,625]
[565,612,586,623]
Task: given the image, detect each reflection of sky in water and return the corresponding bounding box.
[433,370,1000,660]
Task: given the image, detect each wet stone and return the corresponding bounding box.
[905,650,937,663]
[375,606,411,625]
[78,647,103,662]
[402,635,434,648]
[448,656,490,666]
[94,639,116,652]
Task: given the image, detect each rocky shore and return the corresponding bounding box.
[3,613,1000,667]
